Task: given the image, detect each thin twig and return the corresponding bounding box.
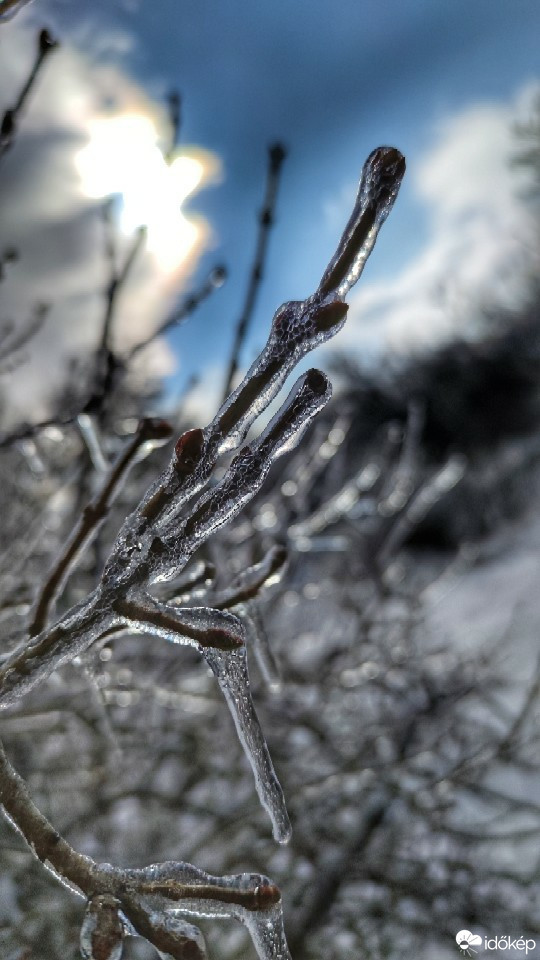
[0,29,58,161]
[127,264,227,363]
[221,142,287,401]
[0,412,81,450]
[0,304,48,368]
[84,222,147,419]
[166,89,182,161]
[29,418,173,636]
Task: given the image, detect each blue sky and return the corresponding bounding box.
[1,0,540,421]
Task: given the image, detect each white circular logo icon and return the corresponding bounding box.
[456,930,482,955]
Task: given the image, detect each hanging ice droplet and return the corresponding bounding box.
[80,896,124,960]
[244,903,292,960]
[144,911,207,960]
[203,646,291,843]
[240,603,282,691]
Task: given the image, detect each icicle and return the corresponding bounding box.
[80,896,124,960]
[243,903,291,960]
[203,645,291,843]
[117,594,286,838]
[241,603,282,691]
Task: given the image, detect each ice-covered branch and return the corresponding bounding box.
[0,146,405,851]
[0,735,289,959]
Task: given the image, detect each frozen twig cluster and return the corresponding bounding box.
[0,144,405,959]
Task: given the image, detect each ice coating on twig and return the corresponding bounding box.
[203,645,291,843]
[212,306,344,458]
[0,590,115,708]
[139,913,207,960]
[102,151,404,561]
[124,861,291,960]
[116,593,246,651]
[317,146,406,299]
[156,370,331,581]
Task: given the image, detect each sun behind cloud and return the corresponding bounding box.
[0,15,222,424]
[75,112,219,274]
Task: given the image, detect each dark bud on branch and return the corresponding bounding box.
[139,418,174,443]
[174,428,205,475]
[38,28,58,55]
[268,142,287,172]
[210,264,227,288]
[312,298,349,334]
[253,882,282,910]
[365,145,406,205]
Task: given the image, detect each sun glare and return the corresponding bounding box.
[75,113,210,273]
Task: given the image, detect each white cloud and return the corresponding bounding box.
[0,14,218,425]
[331,85,540,360]
[181,362,225,428]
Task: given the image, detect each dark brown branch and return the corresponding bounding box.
[221,142,287,402]
[113,594,245,651]
[166,89,182,161]
[0,29,58,162]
